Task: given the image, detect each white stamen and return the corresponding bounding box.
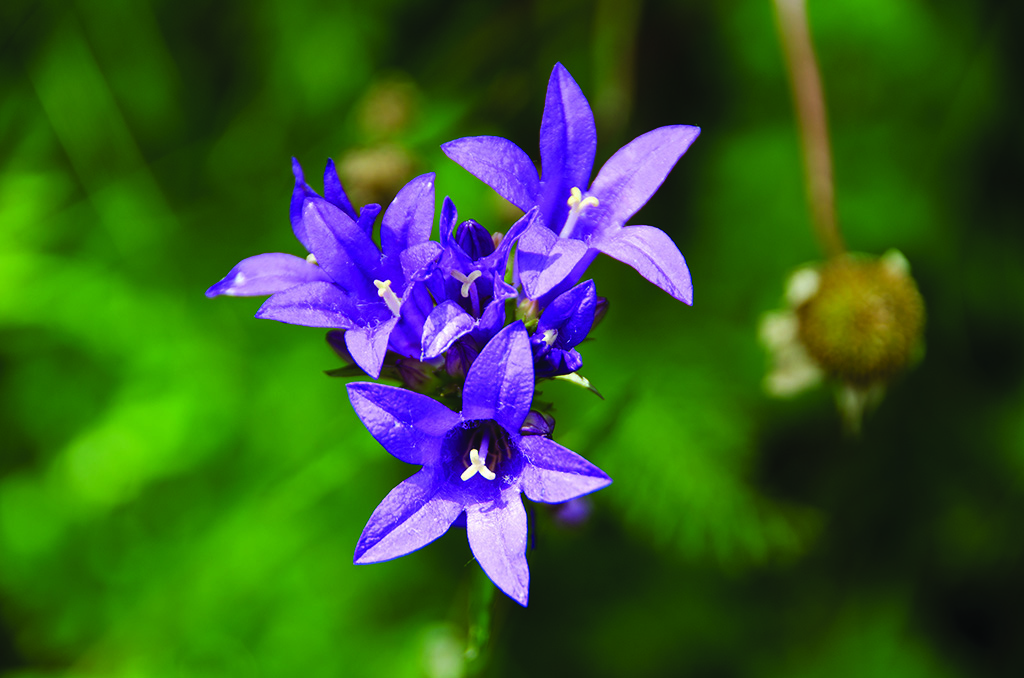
[542,329,558,346]
[305,253,318,265]
[460,448,496,482]
[450,269,483,298]
[373,279,403,316]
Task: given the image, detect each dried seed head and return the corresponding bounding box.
[796,251,924,385]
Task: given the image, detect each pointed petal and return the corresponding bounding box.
[481,207,539,274]
[439,197,458,248]
[463,322,533,432]
[303,197,380,294]
[421,301,477,360]
[347,382,461,465]
[323,158,358,221]
[466,488,529,606]
[289,158,319,252]
[536,279,596,350]
[538,63,597,232]
[516,222,590,300]
[388,282,433,359]
[356,203,382,237]
[519,435,611,503]
[354,468,463,564]
[441,136,541,212]
[345,317,400,378]
[595,225,693,304]
[205,253,331,298]
[589,125,700,228]
[255,281,353,328]
[381,173,435,257]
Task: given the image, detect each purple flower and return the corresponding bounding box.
[348,321,610,605]
[442,63,700,304]
[419,198,536,362]
[206,159,441,378]
[530,279,597,378]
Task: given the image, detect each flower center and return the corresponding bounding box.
[373,279,403,316]
[542,328,558,346]
[461,446,496,482]
[560,187,599,239]
[449,419,515,483]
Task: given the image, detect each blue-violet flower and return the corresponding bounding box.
[206,159,441,378]
[347,321,611,605]
[442,63,700,304]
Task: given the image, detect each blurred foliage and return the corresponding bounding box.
[1,0,1022,676]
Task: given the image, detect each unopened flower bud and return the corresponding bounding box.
[593,296,610,328]
[454,219,495,259]
[521,410,556,437]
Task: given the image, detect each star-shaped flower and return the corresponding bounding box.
[206,159,441,378]
[442,63,700,304]
[347,321,611,605]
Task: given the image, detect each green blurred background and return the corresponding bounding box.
[2,0,1022,675]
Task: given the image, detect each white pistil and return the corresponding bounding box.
[542,328,558,346]
[373,279,403,316]
[567,186,599,211]
[560,187,600,238]
[305,253,318,265]
[450,269,483,298]
[460,448,496,482]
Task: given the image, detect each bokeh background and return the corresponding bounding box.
[2,0,1023,675]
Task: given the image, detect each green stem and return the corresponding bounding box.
[464,569,496,675]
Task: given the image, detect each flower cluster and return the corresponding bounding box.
[207,64,700,605]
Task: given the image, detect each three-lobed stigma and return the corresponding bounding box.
[561,187,600,238]
[567,186,600,212]
[461,448,496,481]
[450,269,483,298]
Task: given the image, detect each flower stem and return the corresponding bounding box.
[464,568,496,675]
[773,0,845,258]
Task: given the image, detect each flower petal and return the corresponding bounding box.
[289,158,318,252]
[519,435,611,503]
[255,281,354,328]
[357,203,382,237]
[594,225,693,304]
[466,488,529,606]
[441,136,541,212]
[347,382,461,465]
[381,173,435,257]
[589,125,700,228]
[345,317,400,378]
[323,158,358,221]
[303,197,380,294]
[536,279,596,350]
[462,322,533,432]
[421,301,477,360]
[400,241,443,284]
[205,252,331,298]
[516,222,590,300]
[439,196,458,248]
[354,468,463,564]
[538,63,597,234]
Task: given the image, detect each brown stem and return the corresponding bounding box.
[773,0,845,257]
